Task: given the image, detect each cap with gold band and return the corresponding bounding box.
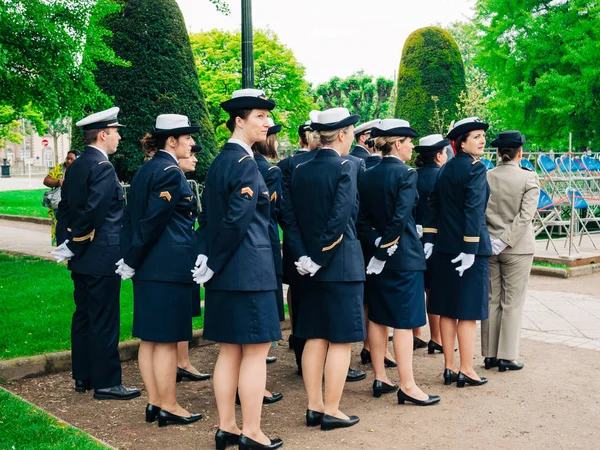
[309,108,360,132]
[221,88,276,112]
[75,107,125,130]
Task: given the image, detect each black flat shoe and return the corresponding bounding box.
[373,380,398,398]
[320,414,360,431]
[215,428,240,449]
[346,368,366,382]
[236,390,283,405]
[413,337,428,350]
[176,367,211,382]
[145,404,161,423]
[306,409,324,427]
[443,369,458,385]
[157,409,202,427]
[484,357,499,370]
[384,357,397,368]
[397,388,440,406]
[93,384,141,400]
[74,379,91,393]
[266,356,277,365]
[456,372,488,388]
[360,348,372,364]
[498,359,524,372]
[238,434,283,449]
[427,340,443,354]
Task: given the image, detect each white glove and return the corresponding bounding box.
[366,257,385,275]
[302,257,322,277]
[491,239,508,255]
[115,258,135,280]
[51,240,74,263]
[192,264,214,284]
[451,253,475,277]
[295,256,310,276]
[423,243,434,260]
[387,243,398,257]
[416,224,423,238]
[195,254,208,273]
[374,237,382,247]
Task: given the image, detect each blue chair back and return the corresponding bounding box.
[538,189,554,210]
[480,157,494,171]
[520,159,535,171]
[538,154,557,173]
[566,188,588,209]
[582,155,600,171]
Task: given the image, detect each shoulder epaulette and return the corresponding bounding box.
[98,160,111,165]
[521,166,533,172]
[407,167,415,171]
[341,160,350,165]
[472,160,481,165]
[268,165,279,171]
[164,165,182,172]
[238,155,251,163]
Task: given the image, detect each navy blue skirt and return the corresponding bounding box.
[275,275,285,322]
[192,286,201,318]
[203,289,282,344]
[423,257,434,290]
[133,281,193,342]
[295,279,365,344]
[427,252,489,320]
[369,269,426,329]
[363,273,377,307]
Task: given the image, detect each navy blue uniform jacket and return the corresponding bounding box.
[121,151,195,283]
[366,155,382,169]
[359,157,426,271]
[196,143,277,291]
[423,152,492,256]
[415,163,440,225]
[287,148,365,282]
[255,153,283,277]
[350,145,370,162]
[57,146,124,275]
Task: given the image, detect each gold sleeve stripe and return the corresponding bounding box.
[238,155,251,163]
[67,228,72,232]
[472,160,481,165]
[98,160,111,165]
[423,228,438,234]
[72,229,95,242]
[380,237,399,249]
[270,191,277,202]
[164,165,181,171]
[268,165,278,171]
[183,196,192,201]
[341,160,349,165]
[464,236,480,243]
[322,234,343,252]
[241,187,254,197]
[159,191,172,202]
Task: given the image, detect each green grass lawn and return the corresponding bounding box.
[0,189,50,218]
[0,387,109,449]
[0,252,204,360]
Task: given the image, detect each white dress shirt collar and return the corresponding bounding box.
[228,139,254,158]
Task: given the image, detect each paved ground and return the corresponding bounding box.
[0,175,46,191]
[0,218,53,258]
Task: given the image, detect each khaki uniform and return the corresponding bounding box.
[481,160,540,360]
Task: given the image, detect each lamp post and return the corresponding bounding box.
[241,0,254,88]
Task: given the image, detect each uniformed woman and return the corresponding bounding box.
[193,89,283,450]
[359,119,440,406]
[286,108,365,431]
[119,114,202,426]
[423,117,492,388]
[482,130,540,373]
[414,134,449,354]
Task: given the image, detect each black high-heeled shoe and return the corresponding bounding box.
[413,337,428,350]
[456,372,488,388]
[176,367,211,382]
[238,434,283,449]
[427,340,443,354]
[484,357,499,370]
[360,348,371,364]
[236,390,283,405]
[320,414,360,431]
[215,429,240,450]
[498,359,524,372]
[372,380,398,398]
[443,369,458,385]
[145,404,161,423]
[157,409,202,427]
[397,388,440,406]
[306,409,324,427]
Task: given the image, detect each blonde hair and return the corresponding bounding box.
[313,126,351,147]
[374,136,408,155]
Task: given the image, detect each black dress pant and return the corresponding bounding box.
[71,272,122,389]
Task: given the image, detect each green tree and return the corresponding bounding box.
[0,0,125,122]
[190,28,315,147]
[395,27,466,136]
[0,104,46,147]
[88,0,217,181]
[315,72,394,122]
[474,0,600,149]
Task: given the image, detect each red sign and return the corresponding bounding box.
[41,138,49,147]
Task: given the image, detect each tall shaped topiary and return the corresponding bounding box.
[88,0,217,181]
[395,27,466,137]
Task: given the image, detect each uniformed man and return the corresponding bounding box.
[52,107,140,400]
[350,119,381,162]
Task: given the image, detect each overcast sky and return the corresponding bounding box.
[176,0,476,86]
